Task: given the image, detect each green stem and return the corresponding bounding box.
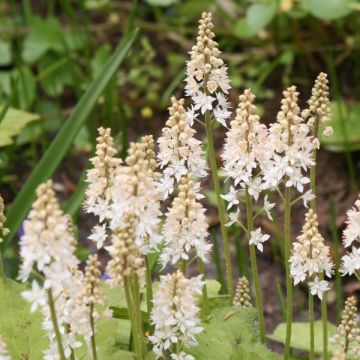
[309,149,317,211]
[89,303,98,360]
[145,256,153,317]
[205,114,233,303]
[197,258,210,319]
[133,275,147,356]
[0,252,4,278]
[321,289,329,360]
[47,289,66,360]
[245,190,266,343]
[284,186,293,360]
[309,290,315,360]
[124,278,143,360]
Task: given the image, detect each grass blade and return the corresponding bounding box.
[2,28,139,249]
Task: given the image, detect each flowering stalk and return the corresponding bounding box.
[205,112,233,301]
[185,12,233,301]
[290,209,334,360]
[197,258,210,318]
[246,189,265,343]
[107,212,146,359]
[284,185,292,359]
[309,289,315,360]
[145,256,153,317]
[304,72,332,360]
[47,289,66,360]
[0,195,9,278]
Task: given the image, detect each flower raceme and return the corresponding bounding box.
[289,209,334,299]
[185,12,231,127]
[264,86,316,193]
[222,89,272,201]
[340,196,360,276]
[149,271,203,360]
[19,181,92,358]
[159,173,212,268]
[157,96,207,199]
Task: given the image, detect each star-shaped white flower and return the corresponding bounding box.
[221,186,239,210]
[308,276,329,300]
[249,227,270,252]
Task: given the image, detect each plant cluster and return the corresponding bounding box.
[0,11,359,360]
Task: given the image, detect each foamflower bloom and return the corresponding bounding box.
[340,196,360,276]
[149,271,203,360]
[185,12,231,127]
[159,174,212,267]
[290,209,333,299]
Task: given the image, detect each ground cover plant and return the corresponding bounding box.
[1,2,360,360]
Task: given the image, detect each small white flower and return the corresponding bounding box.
[340,246,360,276]
[263,195,275,221]
[249,228,270,252]
[193,92,215,114]
[221,186,239,210]
[302,190,315,208]
[88,224,107,249]
[308,277,329,300]
[21,281,46,313]
[225,208,240,227]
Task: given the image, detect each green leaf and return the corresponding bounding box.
[38,54,75,97]
[268,321,341,355]
[320,101,360,152]
[188,306,280,359]
[0,106,40,147]
[234,2,276,39]
[206,279,222,298]
[22,16,64,63]
[2,28,139,249]
[308,0,352,20]
[0,278,48,358]
[145,0,177,6]
[230,343,281,359]
[0,40,11,65]
[246,3,277,35]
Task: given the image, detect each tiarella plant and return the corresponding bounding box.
[1,11,360,360]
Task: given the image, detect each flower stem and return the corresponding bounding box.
[310,150,317,211]
[309,290,315,360]
[205,113,233,303]
[321,273,329,360]
[0,252,4,279]
[145,256,153,317]
[245,190,266,343]
[89,303,98,360]
[124,278,143,359]
[47,289,66,360]
[284,185,293,360]
[197,258,210,319]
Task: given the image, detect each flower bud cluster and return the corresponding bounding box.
[83,254,105,306]
[107,212,144,286]
[234,276,252,308]
[303,72,332,138]
[331,296,360,357]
